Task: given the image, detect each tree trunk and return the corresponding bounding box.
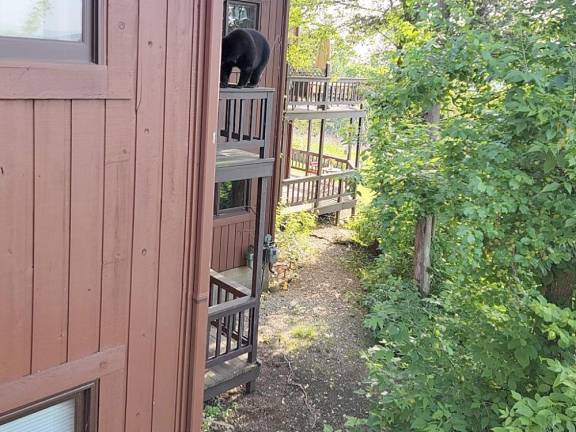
[414,216,434,296]
[413,104,440,296]
[543,264,575,308]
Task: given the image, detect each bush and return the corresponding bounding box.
[272,207,317,287]
[349,0,576,430]
[352,278,576,432]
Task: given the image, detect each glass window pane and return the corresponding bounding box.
[227,2,258,32]
[0,399,75,432]
[0,0,83,42]
[218,180,249,211]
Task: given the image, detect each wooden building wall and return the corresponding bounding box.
[212,0,290,273]
[0,1,222,431]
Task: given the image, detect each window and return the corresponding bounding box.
[215,180,250,215]
[0,0,97,63]
[225,1,259,33]
[0,383,97,432]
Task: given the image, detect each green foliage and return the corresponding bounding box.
[352,278,576,432]
[202,401,236,431]
[274,207,317,275]
[350,0,576,430]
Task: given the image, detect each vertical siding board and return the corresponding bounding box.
[235,222,244,268]
[0,101,34,384]
[68,100,105,362]
[212,227,222,270]
[125,0,168,428]
[99,7,139,432]
[218,225,229,271]
[226,224,236,269]
[32,100,71,373]
[152,0,194,427]
[242,221,251,265]
[99,100,136,432]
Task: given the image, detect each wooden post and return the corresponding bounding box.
[414,104,440,296]
[315,119,326,210]
[305,119,312,175]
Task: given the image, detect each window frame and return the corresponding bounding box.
[0,382,99,432]
[0,0,99,64]
[224,0,261,34]
[214,180,251,216]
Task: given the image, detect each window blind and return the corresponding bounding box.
[0,399,75,432]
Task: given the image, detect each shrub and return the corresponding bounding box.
[272,206,317,287]
[349,0,576,430]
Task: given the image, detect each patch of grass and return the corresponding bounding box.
[277,323,320,352]
[202,401,236,431]
[291,324,317,340]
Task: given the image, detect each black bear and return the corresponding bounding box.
[221,29,270,88]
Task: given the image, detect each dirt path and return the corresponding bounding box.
[211,225,372,432]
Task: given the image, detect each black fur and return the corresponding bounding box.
[221,29,270,88]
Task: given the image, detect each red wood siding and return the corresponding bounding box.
[0,0,222,431]
[212,0,290,272]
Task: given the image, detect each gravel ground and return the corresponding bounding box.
[210,224,372,432]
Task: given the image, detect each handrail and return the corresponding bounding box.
[208,296,256,321]
[287,76,366,83]
[210,270,251,298]
[291,149,355,171]
[282,169,357,185]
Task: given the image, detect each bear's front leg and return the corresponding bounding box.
[221,63,234,88]
[237,68,254,88]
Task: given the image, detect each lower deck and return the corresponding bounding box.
[204,334,260,401]
[204,267,261,401]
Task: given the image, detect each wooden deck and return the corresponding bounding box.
[204,329,260,401]
[204,268,261,400]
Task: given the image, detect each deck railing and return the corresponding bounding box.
[206,270,257,368]
[290,148,353,174]
[283,170,357,208]
[218,87,274,150]
[287,76,365,107]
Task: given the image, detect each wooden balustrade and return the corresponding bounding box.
[282,170,357,208]
[206,271,256,368]
[218,87,274,149]
[287,76,365,107]
[290,148,353,174]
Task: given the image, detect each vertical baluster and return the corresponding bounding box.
[249,99,254,140]
[215,317,222,357]
[238,98,244,144]
[206,318,212,360]
[224,291,231,354]
[226,99,232,142]
[238,311,244,349]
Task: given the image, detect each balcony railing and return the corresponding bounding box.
[287,76,365,107]
[218,87,274,150]
[290,149,353,174]
[283,170,357,209]
[206,270,257,369]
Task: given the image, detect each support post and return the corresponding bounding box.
[315,118,326,210]
[305,119,312,175]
